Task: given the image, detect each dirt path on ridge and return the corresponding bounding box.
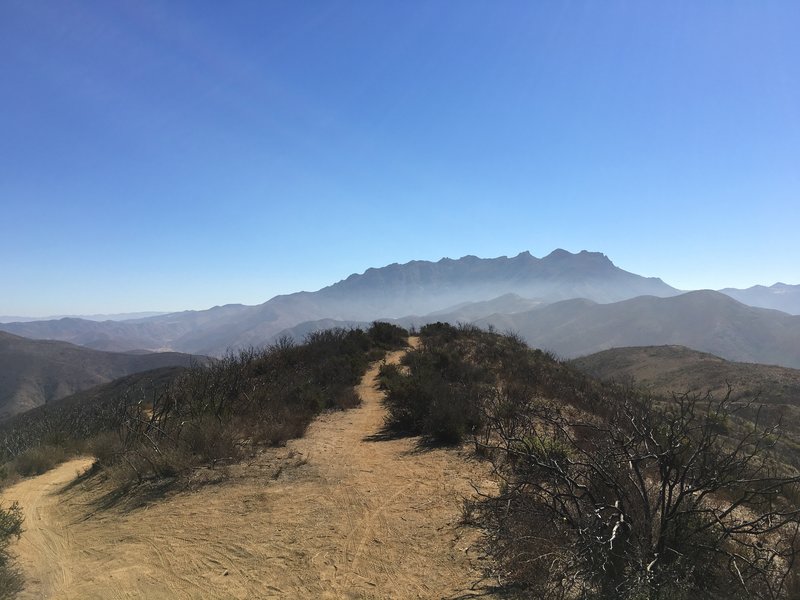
[1,458,95,599]
[2,343,498,599]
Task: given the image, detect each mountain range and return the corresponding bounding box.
[1,249,798,369]
[0,250,679,355]
[0,311,167,323]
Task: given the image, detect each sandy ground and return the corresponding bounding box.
[2,345,499,599]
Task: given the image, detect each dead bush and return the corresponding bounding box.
[10,445,67,477]
[87,431,123,466]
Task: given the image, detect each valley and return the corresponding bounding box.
[0,331,204,418]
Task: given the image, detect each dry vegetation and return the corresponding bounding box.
[382,323,800,599]
[1,338,496,599]
[570,345,800,469]
[0,323,406,486]
[3,321,800,599]
[0,322,408,598]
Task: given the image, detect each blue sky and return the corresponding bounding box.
[1,1,798,316]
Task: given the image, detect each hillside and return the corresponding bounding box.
[0,249,678,355]
[0,331,203,418]
[377,324,800,597]
[569,344,800,469]
[570,345,800,403]
[274,290,800,371]
[474,290,800,368]
[425,292,543,320]
[0,346,496,599]
[0,366,187,460]
[1,325,799,598]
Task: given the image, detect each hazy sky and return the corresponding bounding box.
[2,1,798,316]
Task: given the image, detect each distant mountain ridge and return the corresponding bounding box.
[0,311,168,323]
[2,250,798,369]
[0,249,679,355]
[469,290,800,368]
[719,282,800,315]
[315,249,678,315]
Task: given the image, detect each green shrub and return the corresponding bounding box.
[0,502,23,600]
[368,321,409,349]
[382,337,485,444]
[512,435,573,464]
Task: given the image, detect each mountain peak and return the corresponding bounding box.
[542,248,611,263]
[544,248,572,259]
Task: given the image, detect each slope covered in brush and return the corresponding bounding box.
[380,323,800,599]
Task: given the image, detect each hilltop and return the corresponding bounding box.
[0,345,495,599]
[570,344,800,403]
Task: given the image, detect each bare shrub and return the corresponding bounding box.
[477,389,800,599]
[87,431,123,466]
[181,419,242,464]
[387,324,800,598]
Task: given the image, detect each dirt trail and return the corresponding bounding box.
[2,344,497,599]
[2,458,95,599]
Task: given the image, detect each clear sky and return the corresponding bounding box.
[2,1,798,316]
